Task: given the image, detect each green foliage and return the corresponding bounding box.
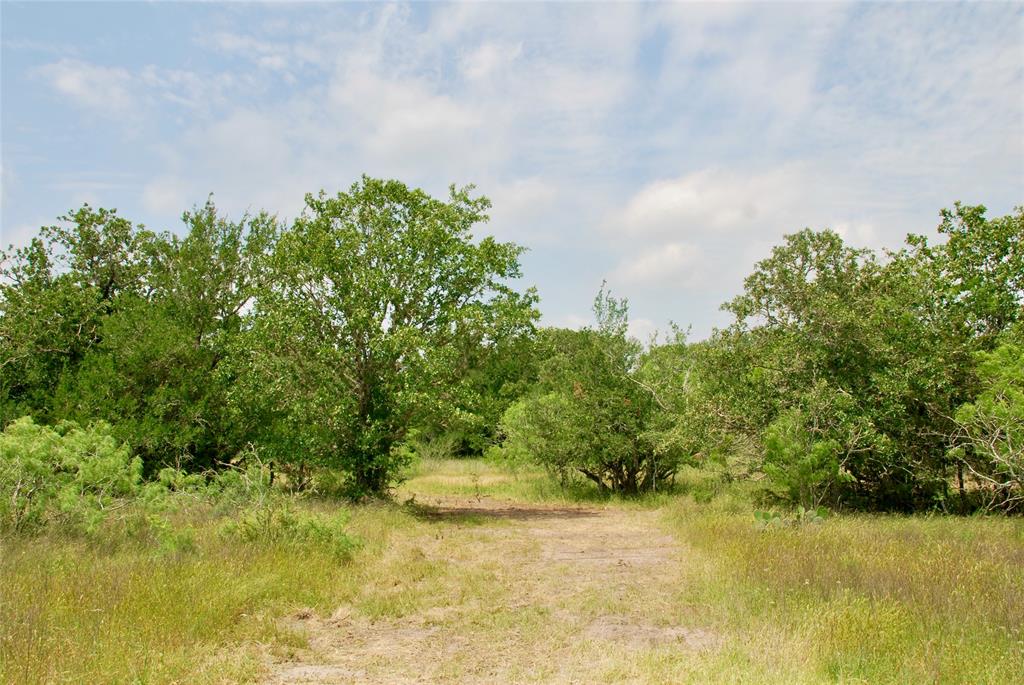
[422,323,541,457]
[763,408,845,509]
[1,200,277,471]
[399,430,464,462]
[229,176,535,496]
[0,412,363,575]
[928,203,1023,341]
[753,505,829,529]
[2,189,1021,515]
[708,222,988,510]
[496,287,681,493]
[636,330,758,480]
[951,326,1024,511]
[51,200,278,470]
[0,206,158,425]
[221,502,357,560]
[643,205,1021,512]
[0,416,142,533]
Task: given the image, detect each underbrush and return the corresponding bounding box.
[222,503,357,560]
[667,497,1024,683]
[0,496,408,684]
[0,418,373,683]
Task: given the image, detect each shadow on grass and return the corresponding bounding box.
[403,498,600,524]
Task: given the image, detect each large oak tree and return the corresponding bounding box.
[230,177,537,495]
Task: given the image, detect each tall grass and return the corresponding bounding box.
[5,457,1023,683]
[667,496,1024,683]
[0,501,413,684]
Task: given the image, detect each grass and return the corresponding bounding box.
[399,456,679,508]
[397,455,585,502]
[664,494,1024,683]
[3,457,1023,683]
[0,501,419,684]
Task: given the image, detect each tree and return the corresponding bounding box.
[496,287,680,494]
[950,326,1024,512]
[637,333,762,482]
[718,228,971,510]
[229,177,535,496]
[0,206,160,425]
[53,200,277,470]
[922,203,1024,342]
[411,296,541,457]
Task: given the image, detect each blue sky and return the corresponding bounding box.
[2,1,1022,339]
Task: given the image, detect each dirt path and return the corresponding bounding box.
[262,495,717,684]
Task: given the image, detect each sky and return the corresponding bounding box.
[2,1,1022,340]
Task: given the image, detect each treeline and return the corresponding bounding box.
[1,177,1021,512]
[498,205,1023,512]
[0,178,537,502]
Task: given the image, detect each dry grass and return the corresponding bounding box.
[665,496,1024,684]
[0,503,417,684]
[3,458,1022,684]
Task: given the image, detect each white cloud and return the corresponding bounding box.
[258,55,289,72]
[1,162,15,219]
[627,317,658,344]
[208,31,274,56]
[36,59,246,121]
[460,41,522,81]
[566,314,590,330]
[321,55,493,178]
[552,313,591,331]
[541,312,657,344]
[8,2,1022,341]
[204,31,300,74]
[35,59,135,113]
[1,219,50,249]
[485,177,560,242]
[142,176,191,216]
[614,168,806,239]
[611,242,701,288]
[833,222,880,250]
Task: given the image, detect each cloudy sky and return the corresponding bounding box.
[2,1,1022,339]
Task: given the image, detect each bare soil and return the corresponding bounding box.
[262,495,717,684]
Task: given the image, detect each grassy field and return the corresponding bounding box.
[2,458,1022,683]
[665,495,1024,683]
[0,502,409,683]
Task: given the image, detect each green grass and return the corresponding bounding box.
[397,456,583,502]
[665,495,1024,683]
[0,502,417,684]
[3,458,1023,683]
[399,456,679,507]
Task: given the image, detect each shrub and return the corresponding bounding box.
[220,502,357,560]
[950,329,1024,512]
[763,409,846,509]
[494,288,682,494]
[0,416,142,533]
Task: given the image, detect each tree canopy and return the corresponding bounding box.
[227,177,537,495]
[2,188,1021,510]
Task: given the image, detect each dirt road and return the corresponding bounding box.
[263,496,717,684]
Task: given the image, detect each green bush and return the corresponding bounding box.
[763,409,847,509]
[220,502,357,560]
[0,416,143,533]
[951,328,1024,512]
[494,289,682,494]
